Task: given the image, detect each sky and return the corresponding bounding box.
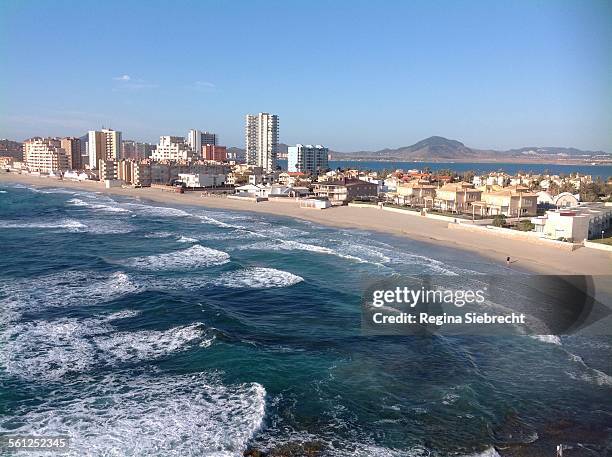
[1,0,611,152]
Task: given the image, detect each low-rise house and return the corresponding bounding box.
[531,203,611,242]
[178,173,226,188]
[552,192,580,208]
[314,178,378,205]
[473,186,537,217]
[394,180,437,206]
[427,182,481,212]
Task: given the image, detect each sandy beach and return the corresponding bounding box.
[2,172,611,278]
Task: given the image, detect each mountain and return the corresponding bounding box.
[329,136,611,164]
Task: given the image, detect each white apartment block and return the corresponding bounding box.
[287,144,329,175]
[23,137,69,173]
[246,113,279,172]
[151,136,196,161]
[88,129,122,169]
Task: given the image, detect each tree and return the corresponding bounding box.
[516,220,535,232]
[492,214,507,227]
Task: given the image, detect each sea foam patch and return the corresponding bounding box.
[67,197,131,213]
[119,244,230,270]
[0,372,266,457]
[216,267,303,289]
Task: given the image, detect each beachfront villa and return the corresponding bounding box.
[393,180,437,206]
[425,182,482,212]
[471,186,538,217]
[314,178,378,205]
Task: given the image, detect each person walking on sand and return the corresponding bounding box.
[506,256,511,266]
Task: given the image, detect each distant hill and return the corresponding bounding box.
[329,136,611,164]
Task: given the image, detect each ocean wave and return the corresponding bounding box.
[0,271,140,322]
[239,239,382,266]
[0,218,86,230]
[177,235,198,243]
[0,318,215,381]
[0,317,110,381]
[67,197,131,213]
[94,323,215,363]
[118,244,230,270]
[531,335,562,345]
[0,371,266,457]
[123,202,192,217]
[216,267,303,289]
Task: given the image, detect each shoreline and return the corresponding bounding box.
[2,172,611,278]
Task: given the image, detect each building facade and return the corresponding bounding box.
[287,144,329,175]
[245,113,279,172]
[60,137,82,170]
[88,129,122,169]
[202,145,227,162]
[23,137,69,173]
[151,136,196,161]
[314,178,378,205]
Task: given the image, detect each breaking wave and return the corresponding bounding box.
[216,267,303,289]
[0,371,266,457]
[118,244,230,270]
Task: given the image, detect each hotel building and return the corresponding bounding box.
[287,144,329,176]
[23,137,69,173]
[245,113,279,172]
[151,136,196,161]
[88,129,122,169]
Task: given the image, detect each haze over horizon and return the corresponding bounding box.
[1,0,611,152]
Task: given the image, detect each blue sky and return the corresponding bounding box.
[1,0,611,151]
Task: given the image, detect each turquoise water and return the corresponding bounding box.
[0,184,610,456]
[279,159,612,180]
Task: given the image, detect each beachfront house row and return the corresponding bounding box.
[426,182,482,213]
[471,186,538,217]
[394,181,437,206]
[314,178,378,205]
[531,204,612,242]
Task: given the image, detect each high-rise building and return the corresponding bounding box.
[23,137,69,173]
[122,140,150,160]
[88,129,122,169]
[201,131,217,146]
[287,144,329,176]
[187,129,202,157]
[245,113,278,172]
[61,137,82,169]
[151,136,196,161]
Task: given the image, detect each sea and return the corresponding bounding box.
[278,160,612,180]
[0,183,610,456]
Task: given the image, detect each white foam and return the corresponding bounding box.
[0,372,266,457]
[0,190,7,193]
[216,267,303,289]
[460,448,502,457]
[0,317,109,381]
[119,245,230,270]
[124,202,192,217]
[0,271,140,321]
[67,197,131,213]
[104,310,141,321]
[0,218,86,230]
[531,335,562,345]
[94,323,214,363]
[177,235,198,243]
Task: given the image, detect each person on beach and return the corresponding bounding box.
[506,256,511,266]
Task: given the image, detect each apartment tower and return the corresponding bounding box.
[88,129,122,169]
[245,113,278,172]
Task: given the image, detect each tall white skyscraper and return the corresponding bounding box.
[88,129,122,169]
[287,144,329,176]
[245,113,279,172]
[187,129,202,157]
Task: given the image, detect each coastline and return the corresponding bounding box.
[2,172,611,278]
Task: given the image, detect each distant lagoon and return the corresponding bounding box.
[278,159,612,180]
